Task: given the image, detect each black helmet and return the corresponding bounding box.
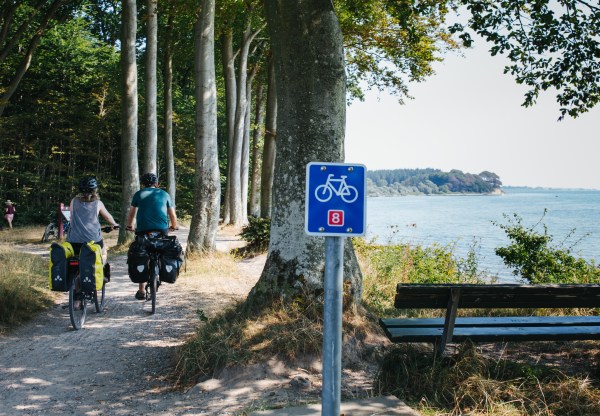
[141,173,158,186]
[79,176,98,193]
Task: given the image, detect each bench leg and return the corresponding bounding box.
[437,288,461,354]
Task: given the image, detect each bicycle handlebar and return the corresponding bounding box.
[101,225,119,233]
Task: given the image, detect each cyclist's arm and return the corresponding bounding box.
[98,201,119,228]
[168,207,178,230]
[126,206,137,231]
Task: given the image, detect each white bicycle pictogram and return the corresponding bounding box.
[315,174,359,203]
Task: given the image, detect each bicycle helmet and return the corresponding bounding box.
[79,176,98,193]
[141,173,158,187]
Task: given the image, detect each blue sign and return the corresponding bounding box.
[305,162,366,236]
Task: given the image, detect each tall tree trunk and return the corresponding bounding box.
[241,65,258,224]
[260,55,277,219]
[188,0,220,252]
[221,30,236,224]
[118,0,139,245]
[230,23,261,226]
[143,0,158,174]
[249,82,265,217]
[248,0,362,306]
[163,11,176,203]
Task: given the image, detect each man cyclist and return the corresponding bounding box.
[126,172,178,300]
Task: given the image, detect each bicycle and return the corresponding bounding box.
[42,218,70,242]
[315,173,359,203]
[127,228,181,315]
[68,225,118,329]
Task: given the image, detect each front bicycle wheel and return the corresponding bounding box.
[42,223,57,242]
[94,282,106,313]
[69,274,87,330]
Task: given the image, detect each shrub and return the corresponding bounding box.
[354,237,484,317]
[494,211,600,284]
[239,216,270,251]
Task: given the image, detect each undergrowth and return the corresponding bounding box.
[0,244,56,332]
[376,342,600,415]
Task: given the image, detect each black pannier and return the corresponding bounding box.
[127,237,150,283]
[154,236,183,284]
[49,241,75,292]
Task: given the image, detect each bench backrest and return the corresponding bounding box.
[394,284,600,309]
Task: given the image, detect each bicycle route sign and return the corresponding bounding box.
[305,162,366,237]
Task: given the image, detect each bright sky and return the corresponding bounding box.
[345,40,600,190]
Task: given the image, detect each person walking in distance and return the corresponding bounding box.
[4,200,15,230]
[126,173,178,300]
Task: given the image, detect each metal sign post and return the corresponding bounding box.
[322,236,344,415]
[305,162,366,415]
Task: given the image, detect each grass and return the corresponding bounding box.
[376,342,600,415]
[0,228,58,332]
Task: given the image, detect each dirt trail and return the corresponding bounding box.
[0,228,282,415]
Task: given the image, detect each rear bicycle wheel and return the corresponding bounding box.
[149,273,157,314]
[69,274,87,330]
[94,282,106,313]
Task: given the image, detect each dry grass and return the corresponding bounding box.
[0,243,57,333]
[376,342,600,415]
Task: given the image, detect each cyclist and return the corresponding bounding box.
[67,176,119,264]
[126,172,178,300]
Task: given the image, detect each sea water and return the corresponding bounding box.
[366,187,600,281]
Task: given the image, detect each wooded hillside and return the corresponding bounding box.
[367,168,502,196]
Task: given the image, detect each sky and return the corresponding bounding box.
[345,40,600,190]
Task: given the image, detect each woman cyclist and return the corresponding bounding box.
[67,177,119,265]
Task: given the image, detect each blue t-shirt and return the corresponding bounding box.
[131,187,173,232]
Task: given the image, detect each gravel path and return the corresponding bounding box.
[0,228,277,416]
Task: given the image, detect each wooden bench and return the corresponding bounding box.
[379,284,600,353]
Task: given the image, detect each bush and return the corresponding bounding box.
[354,237,484,317]
[494,211,600,284]
[239,216,270,251]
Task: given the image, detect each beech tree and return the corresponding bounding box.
[187,0,220,252]
[248,0,362,306]
[143,0,158,174]
[118,0,139,244]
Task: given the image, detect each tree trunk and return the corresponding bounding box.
[248,0,362,307]
[221,30,236,224]
[143,0,158,175]
[187,0,220,252]
[241,65,259,223]
[229,24,262,226]
[249,82,265,217]
[163,11,176,203]
[118,0,139,245]
[260,55,277,219]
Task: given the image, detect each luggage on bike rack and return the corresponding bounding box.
[79,241,104,291]
[127,238,150,283]
[156,236,183,284]
[49,241,75,291]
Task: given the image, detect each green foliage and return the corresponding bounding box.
[337,0,460,101]
[367,168,502,196]
[454,0,600,119]
[494,211,600,284]
[239,216,271,251]
[354,236,484,316]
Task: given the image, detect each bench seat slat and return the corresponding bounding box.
[394,284,600,309]
[383,325,600,343]
[380,316,600,329]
